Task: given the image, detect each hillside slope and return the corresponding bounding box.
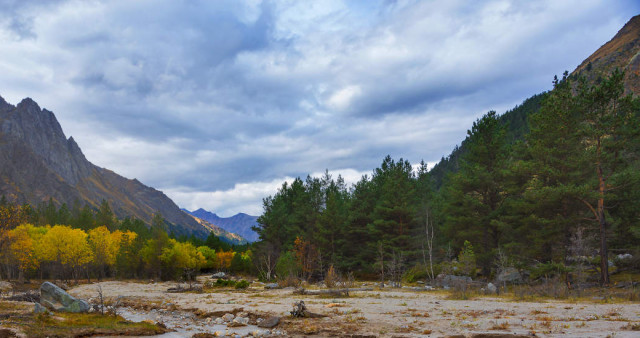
[0,96,209,238]
[186,208,259,242]
[429,14,640,186]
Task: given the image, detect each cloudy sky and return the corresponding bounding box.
[1,1,637,216]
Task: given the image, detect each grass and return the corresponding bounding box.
[0,301,167,338]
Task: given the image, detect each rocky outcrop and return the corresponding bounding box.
[39,281,89,313]
[0,96,210,238]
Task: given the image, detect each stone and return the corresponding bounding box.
[232,316,249,326]
[0,281,13,293]
[211,272,227,279]
[252,329,270,337]
[496,268,523,284]
[257,316,280,328]
[222,313,235,322]
[487,282,497,294]
[435,274,472,287]
[617,253,633,260]
[264,283,280,289]
[39,281,89,313]
[214,317,225,324]
[34,302,48,314]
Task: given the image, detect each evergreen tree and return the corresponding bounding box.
[442,111,510,275]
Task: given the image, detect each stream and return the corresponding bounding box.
[118,307,274,337]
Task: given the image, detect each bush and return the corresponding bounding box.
[213,278,236,287]
[403,264,429,283]
[235,280,250,289]
[275,251,300,279]
[325,265,338,288]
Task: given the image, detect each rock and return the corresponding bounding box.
[34,302,48,314]
[487,282,497,294]
[496,268,523,284]
[214,317,225,324]
[435,274,472,288]
[264,283,280,289]
[39,281,89,313]
[252,329,271,337]
[211,272,227,279]
[0,281,13,293]
[617,253,633,260]
[257,316,280,328]
[231,316,249,326]
[222,313,235,322]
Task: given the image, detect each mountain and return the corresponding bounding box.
[185,208,259,242]
[574,14,640,95]
[429,14,640,186]
[0,96,209,238]
[187,214,248,244]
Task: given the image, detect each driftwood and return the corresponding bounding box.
[294,287,373,296]
[290,300,326,318]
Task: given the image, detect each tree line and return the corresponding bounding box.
[253,70,640,285]
[0,198,254,283]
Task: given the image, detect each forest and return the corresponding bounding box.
[0,198,254,283]
[253,70,640,286]
[0,71,638,288]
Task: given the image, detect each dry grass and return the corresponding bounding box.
[489,321,510,330]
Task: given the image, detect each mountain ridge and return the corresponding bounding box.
[0,96,208,238]
[185,208,259,242]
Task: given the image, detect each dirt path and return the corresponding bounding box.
[69,279,640,337]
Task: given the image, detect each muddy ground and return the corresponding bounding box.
[66,277,640,337]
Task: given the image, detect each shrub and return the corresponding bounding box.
[325,265,338,288]
[235,280,250,289]
[403,264,429,283]
[275,251,300,279]
[213,278,236,287]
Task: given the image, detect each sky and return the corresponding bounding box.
[0,1,638,217]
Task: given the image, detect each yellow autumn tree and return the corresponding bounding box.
[197,246,217,270]
[216,250,235,270]
[88,226,136,280]
[7,224,44,281]
[40,225,93,282]
[160,239,205,282]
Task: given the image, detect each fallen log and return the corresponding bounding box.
[294,287,373,295]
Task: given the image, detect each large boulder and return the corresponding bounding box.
[39,281,89,313]
[496,268,523,284]
[435,274,472,288]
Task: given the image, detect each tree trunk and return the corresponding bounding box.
[598,166,609,285]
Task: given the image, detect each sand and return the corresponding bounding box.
[69,278,640,337]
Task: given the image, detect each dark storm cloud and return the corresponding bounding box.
[0,0,638,215]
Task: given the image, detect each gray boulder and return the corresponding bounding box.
[211,272,227,279]
[40,281,89,313]
[435,274,472,287]
[257,316,280,328]
[496,268,523,284]
[486,282,497,294]
[264,283,280,289]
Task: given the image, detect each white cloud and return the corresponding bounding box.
[0,0,637,216]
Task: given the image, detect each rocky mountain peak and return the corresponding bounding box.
[0,95,13,111]
[1,97,91,185]
[0,95,211,239]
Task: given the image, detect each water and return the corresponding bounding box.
[118,307,265,337]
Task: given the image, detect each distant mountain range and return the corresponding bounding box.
[0,96,226,240]
[184,208,259,242]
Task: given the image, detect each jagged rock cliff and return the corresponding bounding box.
[0,96,209,238]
